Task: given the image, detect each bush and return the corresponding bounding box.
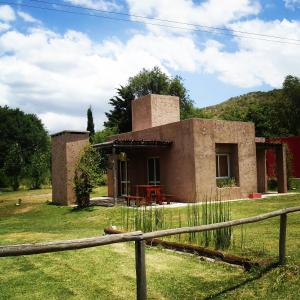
[268,178,278,190]
[74,145,105,208]
[216,178,236,188]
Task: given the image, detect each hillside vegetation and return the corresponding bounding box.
[202,88,299,137]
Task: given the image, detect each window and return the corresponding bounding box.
[119,160,130,196]
[216,154,230,178]
[147,157,160,185]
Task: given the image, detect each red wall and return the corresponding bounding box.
[266,136,300,178]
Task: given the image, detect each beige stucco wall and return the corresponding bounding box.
[192,119,257,200]
[108,118,257,202]
[51,131,89,205]
[108,119,196,201]
[132,94,180,131]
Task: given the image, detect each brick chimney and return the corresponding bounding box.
[51,130,89,205]
[131,94,180,131]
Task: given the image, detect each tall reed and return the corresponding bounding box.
[119,191,233,250]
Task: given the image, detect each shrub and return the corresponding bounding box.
[216,178,236,188]
[74,145,104,208]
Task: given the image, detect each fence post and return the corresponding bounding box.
[135,240,147,300]
[279,213,287,265]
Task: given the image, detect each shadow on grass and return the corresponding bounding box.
[69,206,95,213]
[204,261,280,300]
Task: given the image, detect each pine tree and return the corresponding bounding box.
[87,106,95,141]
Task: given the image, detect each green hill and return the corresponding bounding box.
[200,89,299,137]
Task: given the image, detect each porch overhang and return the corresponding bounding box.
[93,139,173,153]
[255,138,287,194]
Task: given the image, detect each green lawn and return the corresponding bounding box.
[0,188,300,299]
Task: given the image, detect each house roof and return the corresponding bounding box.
[51,130,89,137]
[93,139,172,152]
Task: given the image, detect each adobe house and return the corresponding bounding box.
[51,94,287,205]
[94,94,287,202]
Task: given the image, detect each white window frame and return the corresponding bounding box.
[147,157,160,185]
[216,153,230,179]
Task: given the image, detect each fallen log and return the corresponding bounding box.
[104,227,260,270]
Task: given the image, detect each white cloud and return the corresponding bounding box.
[0,22,10,32]
[127,0,261,28]
[0,5,15,22]
[198,19,300,88]
[17,11,42,24]
[64,0,121,10]
[39,112,87,133]
[1,0,300,133]
[0,26,202,133]
[284,0,300,9]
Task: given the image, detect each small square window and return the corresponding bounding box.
[216,154,230,178]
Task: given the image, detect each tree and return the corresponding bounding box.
[87,106,95,141]
[0,106,49,169]
[104,85,135,133]
[104,67,194,133]
[283,75,300,107]
[0,106,50,189]
[93,127,117,144]
[3,143,24,190]
[26,150,50,189]
[283,75,300,134]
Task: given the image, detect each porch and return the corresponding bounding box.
[93,139,173,205]
[256,139,288,194]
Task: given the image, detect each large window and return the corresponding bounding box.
[147,157,160,185]
[216,154,230,178]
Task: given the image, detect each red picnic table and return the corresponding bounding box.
[135,185,162,205]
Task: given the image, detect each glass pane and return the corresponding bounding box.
[216,156,219,177]
[148,159,155,182]
[219,155,229,177]
[155,158,160,182]
[120,161,126,181]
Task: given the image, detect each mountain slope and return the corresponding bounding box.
[201,89,299,137]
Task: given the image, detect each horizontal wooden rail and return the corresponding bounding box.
[0,206,299,258]
[142,206,300,240]
[1,206,300,300]
[0,206,300,257]
[0,231,143,257]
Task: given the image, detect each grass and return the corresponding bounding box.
[0,188,300,299]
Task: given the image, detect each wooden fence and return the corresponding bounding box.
[1,206,300,300]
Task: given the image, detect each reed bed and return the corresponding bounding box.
[119,192,236,250]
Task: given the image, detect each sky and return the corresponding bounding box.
[0,0,300,134]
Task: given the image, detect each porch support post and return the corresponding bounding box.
[276,144,288,193]
[112,147,118,205]
[256,148,267,193]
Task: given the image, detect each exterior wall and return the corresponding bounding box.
[51,131,89,205]
[108,119,196,202]
[132,94,180,131]
[108,118,258,202]
[192,119,257,200]
[267,136,300,178]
